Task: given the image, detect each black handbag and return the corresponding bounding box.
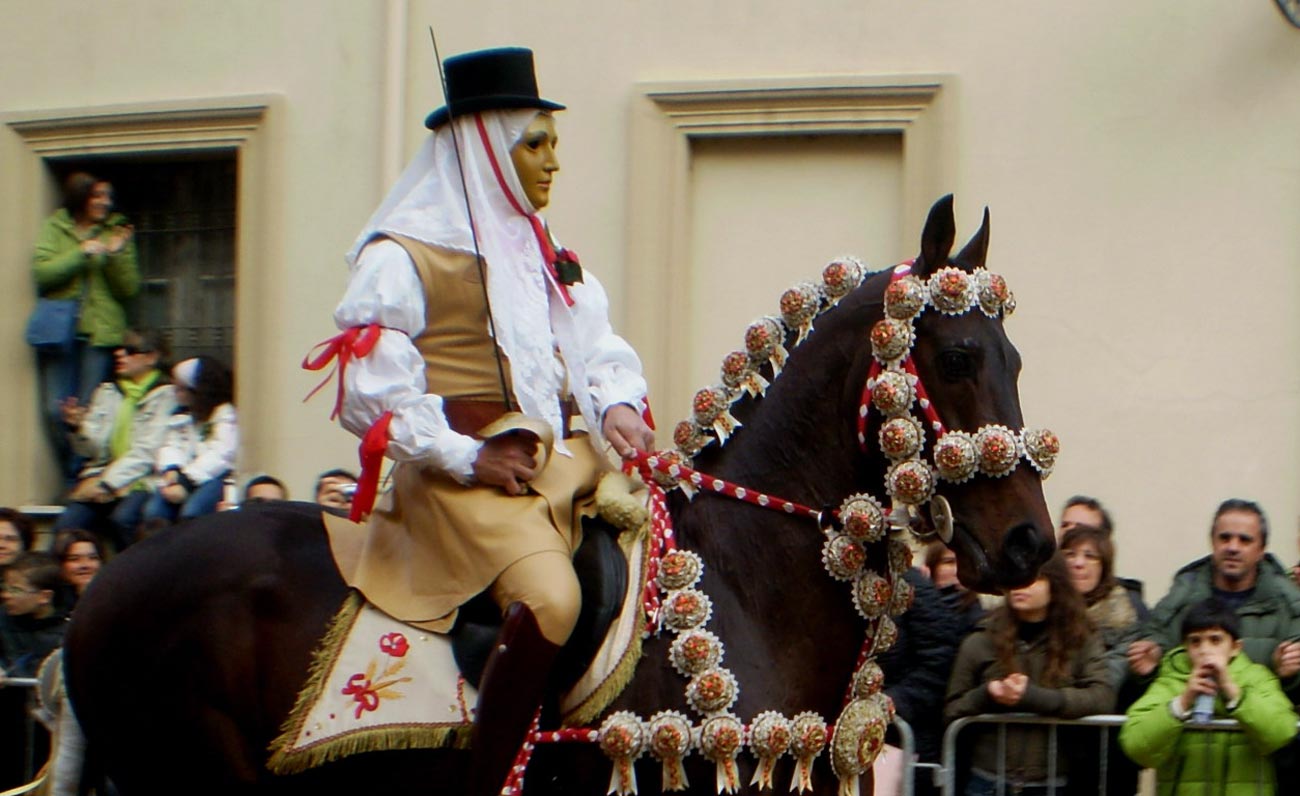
[25,297,82,353]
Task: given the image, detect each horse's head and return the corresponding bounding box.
[904,195,1056,592]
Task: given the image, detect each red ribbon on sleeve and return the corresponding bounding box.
[351,411,393,523]
[302,324,383,420]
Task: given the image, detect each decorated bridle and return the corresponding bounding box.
[509,257,1059,796]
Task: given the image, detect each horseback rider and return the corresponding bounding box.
[321,47,654,796]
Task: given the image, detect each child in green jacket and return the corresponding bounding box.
[1120,597,1298,796]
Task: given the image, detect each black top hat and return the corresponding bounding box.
[424,47,565,130]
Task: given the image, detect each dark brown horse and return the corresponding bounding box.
[64,195,1054,795]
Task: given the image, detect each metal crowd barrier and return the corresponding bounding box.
[1,677,45,795]
[938,713,1296,796]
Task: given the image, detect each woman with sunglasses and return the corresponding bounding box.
[53,328,177,551]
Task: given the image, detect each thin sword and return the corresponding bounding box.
[429,27,512,412]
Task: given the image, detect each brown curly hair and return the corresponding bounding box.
[992,553,1093,686]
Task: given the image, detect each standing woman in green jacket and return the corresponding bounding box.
[32,172,140,479]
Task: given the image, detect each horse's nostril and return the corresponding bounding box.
[1002,522,1051,575]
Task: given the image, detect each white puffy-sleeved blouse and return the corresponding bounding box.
[332,239,647,483]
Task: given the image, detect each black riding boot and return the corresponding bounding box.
[469,602,561,796]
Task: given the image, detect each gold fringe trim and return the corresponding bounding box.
[560,529,652,727]
[267,723,471,777]
[264,591,474,775]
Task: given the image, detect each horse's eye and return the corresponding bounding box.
[938,349,977,380]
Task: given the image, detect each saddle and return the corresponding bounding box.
[449,513,628,695]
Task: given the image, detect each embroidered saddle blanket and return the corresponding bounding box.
[266,508,650,775]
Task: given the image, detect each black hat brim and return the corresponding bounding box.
[425,96,566,130]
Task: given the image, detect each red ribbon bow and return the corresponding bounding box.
[342,673,380,719]
[302,324,384,420]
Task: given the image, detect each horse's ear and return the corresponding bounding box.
[915,194,956,278]
[952,207,990,272]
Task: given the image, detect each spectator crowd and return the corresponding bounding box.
[879,495,1300,796]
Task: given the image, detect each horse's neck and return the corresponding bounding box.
[671,289,889,618]
[702,292,887,507]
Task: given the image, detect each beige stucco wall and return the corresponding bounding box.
[1,0,1296,603]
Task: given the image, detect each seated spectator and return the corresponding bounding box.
[1058,494,1114,538]
[0,553,66,680]
[143,357,237,526]
[0,509,35,580]
[945,553,1115,796]
[53,328,176,550]
[315,468,357,513]
[925,540,985,635]
[1120,597,1298,795]
[51,530,104,614]
[878,568,960,796]
[244,474,287,503]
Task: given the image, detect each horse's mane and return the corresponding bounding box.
[677,262,894,485]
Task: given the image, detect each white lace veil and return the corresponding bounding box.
[344,109,572,445]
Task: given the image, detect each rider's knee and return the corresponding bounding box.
[529,570,580,645]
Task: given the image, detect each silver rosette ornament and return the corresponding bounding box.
[700,714,746,794]
[744,317,788,378]
[1022,428,1059,477]
[851,660,885,699]
[670,629,723,676]
[748,711,793,791]
[648,711,693,792]
[873,615,899,653]
[692,387,740,445]
[822,257,865,304]
[852,571,893,620]
[646,450,690,491]
[789,712,828,794]
[719,350,769,399]
[888,575,915,616]
[975,270,1013,317]
[928,267,975,315]
[883,274,926,320]
[662,588,712,631]
[869,370,914,417]
[687,667,738,716]
[933,431,978,483]
[878,416,924,461]
[974,425,1021,477]
[822,534,868,581]
[673,420,711,458]
[830,698,890,796]
[838,493,886,543]
[886,459,936,505]
[869,318,914,363]
[780,282,823,345]
[599,711,646,796]
[887,539,913,574]
[657,550,704,591]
